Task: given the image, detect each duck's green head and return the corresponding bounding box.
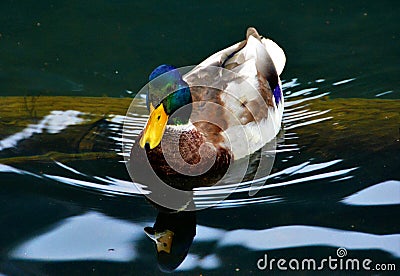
[140,64,192,150]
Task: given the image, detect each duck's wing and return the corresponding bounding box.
[183,27,286,159]
[183,27,285,93]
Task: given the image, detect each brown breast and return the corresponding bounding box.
[129,128,232,190]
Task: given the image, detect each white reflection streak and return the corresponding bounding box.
[281,78,300,89]
[0,164,26,174]
[283,108,310,118]
[293,159,342,175]
[195,165,356,197]
[284,104,310,113]
[0,110,86,151]
[285,116,333,130]
[198,159,340,193]
[240,168,357,195]
[375,90,393,97]
[284,92,330,108]
[283,110,331,124]
[43,174,146,196]
[94,176,148,190]
[332,78,356,86]
[195,195,283,208]
[54,161,86,176]
[0,164,42,178]
[285,87,318,98]
[195,161,311,192]
[274,148,300,153]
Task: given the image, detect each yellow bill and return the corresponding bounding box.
[139,103,169,149]
[144,227,174,254]
[155,230,174,254]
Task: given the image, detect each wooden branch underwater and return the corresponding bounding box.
[0,96,398,165]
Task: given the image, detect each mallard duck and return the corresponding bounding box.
[130,27,285,187]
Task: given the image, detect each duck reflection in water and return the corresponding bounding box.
[144,210,196,272]
[130,27,285,272]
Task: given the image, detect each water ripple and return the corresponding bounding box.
[0,77,390,211]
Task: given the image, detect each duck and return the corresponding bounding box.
[130,27,286,189]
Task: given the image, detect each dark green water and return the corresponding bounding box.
[0,0,399,275]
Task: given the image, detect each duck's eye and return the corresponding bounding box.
[163,242,167,247]
[157,115,161,120]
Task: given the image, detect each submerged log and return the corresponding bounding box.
[287,98,399,158]
[0,96,398,164]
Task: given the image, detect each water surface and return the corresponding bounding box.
[0,0,399,274]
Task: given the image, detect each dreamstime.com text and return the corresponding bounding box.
[257,248,396,272]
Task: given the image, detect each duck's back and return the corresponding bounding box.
[183,27,286,160]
